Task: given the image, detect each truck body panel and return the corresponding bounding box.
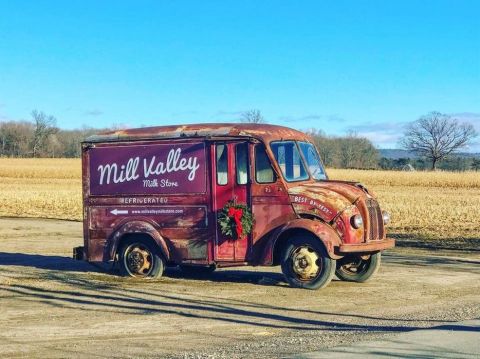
[80,123,394,272]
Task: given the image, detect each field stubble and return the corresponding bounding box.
[1,159,479,241]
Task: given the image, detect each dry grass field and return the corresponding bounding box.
[328,169,480,242]
[0,159,81,220]
[0,158,479,242]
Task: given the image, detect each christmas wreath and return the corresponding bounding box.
[218,201,253,240]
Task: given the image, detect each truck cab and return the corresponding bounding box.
[77,123,394,289]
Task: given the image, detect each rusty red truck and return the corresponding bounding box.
[75,123,394,289]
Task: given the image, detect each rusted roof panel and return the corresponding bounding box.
[85,123,312,143]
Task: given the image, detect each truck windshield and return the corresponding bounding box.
[298,142,327,180]
[270,141,309,182]
[271,141,326,182]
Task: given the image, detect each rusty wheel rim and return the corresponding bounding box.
[339,255,370,275]
[124,243,154,277]
[290,246,321,282]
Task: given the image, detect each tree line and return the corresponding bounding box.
[1,109,478,171]
[307,130,480,171]
[307,129,379,169]
[379,156,480,171]
[309,111,478,171]
[0,111,101,158]
[0,111,381,169]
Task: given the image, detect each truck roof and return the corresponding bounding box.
[85,123,311,143]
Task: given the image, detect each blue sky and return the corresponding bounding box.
[0,1,479,150]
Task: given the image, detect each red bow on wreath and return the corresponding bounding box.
[218,201,253,240]
[228,207,244,239]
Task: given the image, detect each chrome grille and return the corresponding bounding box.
[366,198,384,240]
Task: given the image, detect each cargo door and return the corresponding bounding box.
[213,141,251,261]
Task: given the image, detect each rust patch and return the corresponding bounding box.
[86,123,312,144]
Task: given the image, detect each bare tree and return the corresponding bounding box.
[401,112,477,170]
[240,109,265,123]
[31,110,58,157]
[307,129,379,169]
[46,134,61,158]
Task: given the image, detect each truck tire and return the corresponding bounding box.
[180,265,216,276]
[281,235,336,290]
[335,253,381,282]
[119,238,165,279]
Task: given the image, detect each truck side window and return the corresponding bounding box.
[236,143,248,185]
[216,144,228,185]
[255,145,275,183]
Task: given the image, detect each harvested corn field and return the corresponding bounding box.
[0,159,81,220]
[0,158,479,241]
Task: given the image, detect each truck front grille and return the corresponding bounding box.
[366,198,384,240]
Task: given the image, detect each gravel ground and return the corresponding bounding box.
[0,217,479,358]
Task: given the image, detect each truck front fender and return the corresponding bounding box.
[266,218,342,265]
[108,220,170,261]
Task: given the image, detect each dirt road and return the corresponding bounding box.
[296,319,480,358]
[0,217,479,358]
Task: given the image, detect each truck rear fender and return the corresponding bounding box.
[108,220,170,261]
[271,218,342,265]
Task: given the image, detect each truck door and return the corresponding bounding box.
[213,141,251,261]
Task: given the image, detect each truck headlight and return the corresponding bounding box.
[351,214,363,229]
[382,211,391,225]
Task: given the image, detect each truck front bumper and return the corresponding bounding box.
[337,238,395,255]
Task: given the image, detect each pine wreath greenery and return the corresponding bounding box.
[218,201,253,240]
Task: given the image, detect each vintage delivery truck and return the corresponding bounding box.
[75,123,394,289]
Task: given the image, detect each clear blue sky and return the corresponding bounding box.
[0,1,479,149]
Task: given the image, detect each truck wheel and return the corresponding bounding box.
[335,253,381,282]
[119,239,165,279]
[180,265,216,276]
[281,235,336,290]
